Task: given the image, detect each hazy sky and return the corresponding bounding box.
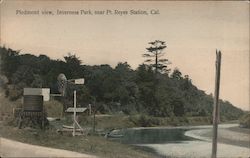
[0,1,249,110]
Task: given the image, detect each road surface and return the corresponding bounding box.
[0,137,97,157]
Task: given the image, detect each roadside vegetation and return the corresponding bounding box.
[239,112,250,128]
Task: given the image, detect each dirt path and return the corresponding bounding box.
[0,137,97,157]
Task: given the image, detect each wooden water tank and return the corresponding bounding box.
[23,95,43,112]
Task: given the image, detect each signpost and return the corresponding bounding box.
[66,107,87,113]
[211,50,222,158]
[74,78,85,85]
[68,78,85,85]
[71,90,87,136]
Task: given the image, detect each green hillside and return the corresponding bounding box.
[0,46,243,120]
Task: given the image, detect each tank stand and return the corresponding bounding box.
[18,111,46,130]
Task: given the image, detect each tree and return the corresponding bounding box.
[136,64,156,114]
[172,98,185,117]
[63,53,83,79]
[142,41,171,116]
[143,40,170,74]
[0,47,20,80]
[114,62,138,114]
[85,64,114,102]
[171,68,182,80]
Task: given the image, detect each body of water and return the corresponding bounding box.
[109,124,250,158]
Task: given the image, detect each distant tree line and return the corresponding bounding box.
[0,45,243,120]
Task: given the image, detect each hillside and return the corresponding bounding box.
[0,46,243,120]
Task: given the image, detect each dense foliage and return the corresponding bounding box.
[0,46,243,120]
[239,112,250,128]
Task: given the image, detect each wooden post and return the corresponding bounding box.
[41,103,45,130]
[73,90,76,136]
[89,104,92,115]
[93,97,96,133]
[212,50,222,158]
[93,109,96,133]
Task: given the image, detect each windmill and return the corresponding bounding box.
[56,73,87,136]
[57,73,67,97]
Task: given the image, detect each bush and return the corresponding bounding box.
[239,113,250,128]
[169,116,180,126]
[44,100,63,118]
[129,115,160,127]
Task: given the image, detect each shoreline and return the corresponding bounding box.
[139,123,250,158]
[127,122,236,130]
[185,123,250,148]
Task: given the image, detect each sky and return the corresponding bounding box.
[0,1,249,110]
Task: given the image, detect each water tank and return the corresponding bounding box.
[23,95,43,112]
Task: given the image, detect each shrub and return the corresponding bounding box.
[129,114,161,127]
[239,113,250,128]
[44,100,63,118]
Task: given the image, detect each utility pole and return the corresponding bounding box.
[212,50,222,158]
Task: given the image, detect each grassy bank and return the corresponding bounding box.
[0,123,159,158]
[1,113,213,158]
[73,114,213,133]
[128,114,212,127]
[0,95,158,158]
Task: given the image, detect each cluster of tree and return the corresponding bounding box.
[0,43,243,120]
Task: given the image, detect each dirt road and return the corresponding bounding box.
[0,137,97,157]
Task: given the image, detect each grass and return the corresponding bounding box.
[0,95,159,158]
[0,123,159,158]
[78,114,135,130]
[128,114,212,127]
[77,114,213,131]
[44,99,63,118]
